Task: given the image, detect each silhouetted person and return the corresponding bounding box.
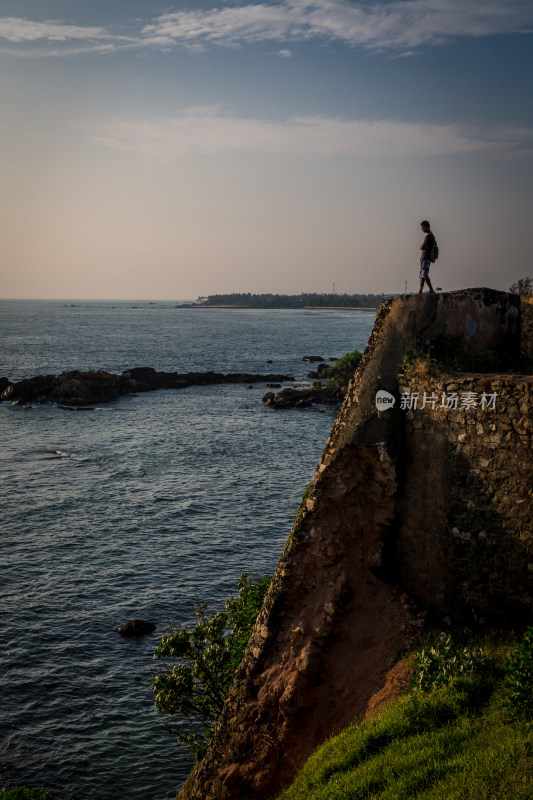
[418,220,436,294]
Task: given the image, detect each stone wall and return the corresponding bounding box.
[395,372,533,627]
[521,294,533,359]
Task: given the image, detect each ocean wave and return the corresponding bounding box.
[50,450,90,463]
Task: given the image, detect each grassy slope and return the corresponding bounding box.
[278,639,532,800]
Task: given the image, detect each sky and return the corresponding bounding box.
[1,0,532,300]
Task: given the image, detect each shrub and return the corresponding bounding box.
[324,351,362,388]
[504,626,533,718]
[399,346,438,376]
[411,633,486,692]
[153,573,271,760]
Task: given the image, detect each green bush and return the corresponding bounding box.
[504,627,533,718]
[410,633,487,692]
[324,351,363,388]
[153,573,271,760]
[0,789,57,800]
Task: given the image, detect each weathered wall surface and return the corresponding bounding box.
[395,372,532,627]
[521,294,533,359]
[179,288,530,800]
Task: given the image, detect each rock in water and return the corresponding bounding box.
[116,619,156,638]
[1,367,295,405]
[262,385,342,409]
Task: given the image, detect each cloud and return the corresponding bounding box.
[277,49,292,58]
[84,107,533,161]
[0,17,109,43]
[1,1,532,56]
[0,16,136,55]
[141,0,533,51]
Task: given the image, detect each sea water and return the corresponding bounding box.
[0,301,375,799]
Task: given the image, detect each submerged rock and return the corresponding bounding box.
[116,619,156,638]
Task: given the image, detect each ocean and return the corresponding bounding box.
[0,300,375,799]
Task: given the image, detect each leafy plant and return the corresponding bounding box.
[399,346,435,375]
[504,626,533,718]
[153,573,271,760]
[323,350,363,388]
[411,633,486,692]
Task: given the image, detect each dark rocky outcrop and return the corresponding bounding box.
[262,385,343,409]
[306,363,331,379]
[117,620,156,638]
[0,368,295,406]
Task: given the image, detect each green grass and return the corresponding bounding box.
[277,638,532,800]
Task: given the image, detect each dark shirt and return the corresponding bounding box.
[421,232,436,261]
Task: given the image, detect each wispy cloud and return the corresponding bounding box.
[1,1,532,57]
[141,0,533,52]
[0,16,134,55]
[84,107,533,160]
[0,17,110,43]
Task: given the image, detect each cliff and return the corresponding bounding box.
[178,288,532,800]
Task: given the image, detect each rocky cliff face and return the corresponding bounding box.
[179,288,530,800]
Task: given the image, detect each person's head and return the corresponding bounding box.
[420,220,431,232]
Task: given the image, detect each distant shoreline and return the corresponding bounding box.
[177,304,378,311]
[177,291,385,311]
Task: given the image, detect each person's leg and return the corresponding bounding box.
[418,261,434,293]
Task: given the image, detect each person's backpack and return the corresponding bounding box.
[430,239,439,263]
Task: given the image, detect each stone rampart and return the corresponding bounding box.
[395,372,532,627]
